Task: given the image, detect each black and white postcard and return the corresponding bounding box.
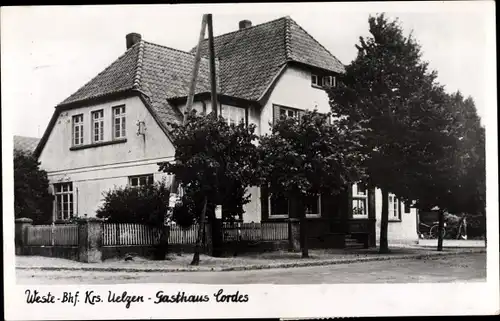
[2,2,498,319]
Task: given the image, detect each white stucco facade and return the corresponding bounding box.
[39,96,175,219]
[373,188,419,245]
[260,65,331,136]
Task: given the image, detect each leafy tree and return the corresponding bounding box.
[14,149,53,224]
[403,91,486,249]
[258,110,366,258]
[328,13,444,253]
[329,13,486,252]
[159,110,259,265]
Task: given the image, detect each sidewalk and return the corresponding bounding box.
[16,246,485,273]
[416,239,486,248]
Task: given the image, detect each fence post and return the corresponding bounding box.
[15,218,33,255]
[77,217,104,263]
[287,218,301,252]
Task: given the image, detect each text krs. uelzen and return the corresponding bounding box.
[25,289,249,308]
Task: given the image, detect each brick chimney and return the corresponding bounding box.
[126,33,142,49]
[239,20,252,30]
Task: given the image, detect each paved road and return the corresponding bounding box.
[17,253,485,284]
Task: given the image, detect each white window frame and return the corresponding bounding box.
[112,105,126,139]
[91,109,104,143]
[129,174,154,187]
[388,193,400,220]
[322,75,336,88]
[54,183,74,221]
[72,114,84,146]
[352,183,368,218]
[269,194,290,218]
[221,105,246,126]
[279,106,299,119]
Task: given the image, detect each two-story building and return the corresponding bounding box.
[34,16,418,247]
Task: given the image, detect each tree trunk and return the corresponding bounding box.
[298,197,309,258]
[191,196,208,265]
[379,189,390,254]
[437,209,445,251]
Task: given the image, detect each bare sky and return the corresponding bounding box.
[1,2,496,138]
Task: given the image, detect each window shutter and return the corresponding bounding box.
[298,109,305,120]
[398,200,402,220]
[273,105,281,125]
[260,185,269,220]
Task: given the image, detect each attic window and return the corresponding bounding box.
[311,74,337,89]
[311,74,319,87]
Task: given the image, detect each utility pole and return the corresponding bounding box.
[207,14,218,117]
[185,14,208,122]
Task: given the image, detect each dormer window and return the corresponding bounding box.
[311,73,336,89]
[311,74,319,87]
[322,75,336,88]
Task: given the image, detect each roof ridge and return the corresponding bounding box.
[58,42,140,106]
[133,41,145,89]
[202,16,289,45]
[142,40,209,60]
[284,16,292,61]
[287,17,345,68]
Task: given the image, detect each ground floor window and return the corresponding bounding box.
[54,183,74,221]
[270,193,289,218]
[304,194,321,218]
[129,174,154,187]
[389,193,401,220]
[269,193,321,218]
[352,183,368,218]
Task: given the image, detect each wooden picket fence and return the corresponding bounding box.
[102,223,200,246]
[26,224,79,246]
[222,222,288,242]
[24,222,288,248]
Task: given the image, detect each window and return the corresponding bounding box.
[311,73,336,88]
[322,75,336,88]
[129,174,154,187]
[221,105,245,126]
[311,74,319,87]
[404,202,411,214]
[389,193,400,220]
[92,110,104,143]
[305,194,321,218]
[54,183,74,221]
[279,106,299,119]
[352,183,368,218]
[269,194,320,218]
[113,105,126,139]
[72,114,84,146]
[269,193,289,218]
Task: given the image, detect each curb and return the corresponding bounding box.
[16,249,485,273]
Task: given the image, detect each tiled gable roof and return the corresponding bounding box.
[59,41,216,126]
[192,16,345,101]
[54,16,344,136]
[14,136,40,154]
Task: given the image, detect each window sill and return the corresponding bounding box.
[389,219,402,223]
[311,84,323,90]
[306,214,321,219]
[70,138,127,151]
[352,215,369,219]
[268,214,289,219]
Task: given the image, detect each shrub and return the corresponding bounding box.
[14,150,53,224]
[96,179,170,226]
